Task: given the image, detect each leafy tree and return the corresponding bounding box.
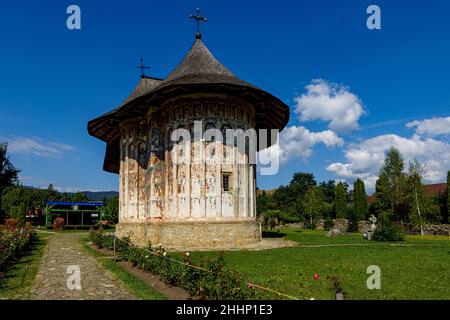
[9,202,27,225]
[353,179,368,221]
[290,173,317,196]
[334,182,348,218]
[405,159,442,230]
[0,143,20,220]
[407,160,426,234]
[304,186,324,229]
[272,185,290,212]
[271,172,317,218]
[256,191,275,216]
[2,185,51,223]
[104,195,119,223]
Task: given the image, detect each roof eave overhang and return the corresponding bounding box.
[88,82,289,141]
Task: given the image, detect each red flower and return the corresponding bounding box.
[313,273,320,280]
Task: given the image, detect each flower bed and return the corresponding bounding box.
[89,230,263,300]
[0,223,37,271]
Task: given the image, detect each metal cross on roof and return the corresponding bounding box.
[189,8,207,40]
[135,58,151,78]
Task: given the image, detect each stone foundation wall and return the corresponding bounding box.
[422,224,450,235]
[275,222,305,230]
[116,220,262,249]
[277,219,350,231]
[276,219,372,233]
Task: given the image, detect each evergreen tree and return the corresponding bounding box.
[375,172,390,212]
[378,147,408,221]
[319,180,336,204]
[334,182,347,218]
[353,178,368,221]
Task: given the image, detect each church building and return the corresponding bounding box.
[88,14,289,248]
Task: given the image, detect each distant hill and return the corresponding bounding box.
[69,191,119,201]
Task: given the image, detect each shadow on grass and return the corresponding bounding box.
[262,231,287,238]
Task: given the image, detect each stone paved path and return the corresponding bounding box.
[30,232,136,300]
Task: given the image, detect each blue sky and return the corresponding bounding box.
[0,0,449,193]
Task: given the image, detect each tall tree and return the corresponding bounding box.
[353,178,368,221]
[375,172,390,212]
[334,182,348,219]
[272,172,317,217]
[407,160,425,235]
[304,186,324,229]
[0,143,20,220]
[319,180,336,203]
[379,147,407,221]
[290,173,317,197]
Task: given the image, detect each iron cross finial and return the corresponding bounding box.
[189,8,207,40]
[135,58,150,78]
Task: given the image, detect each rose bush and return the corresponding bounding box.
[89,230,262,299]
[0,222,37,270]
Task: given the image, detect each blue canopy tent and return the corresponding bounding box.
[44,201,105,229]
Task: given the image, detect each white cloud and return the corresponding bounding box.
[406,116,450,137]
[1,136,74,158]
[259,125,344,165]
[53,186,108,193]
[326,133,450,191]
[295,79,365,132]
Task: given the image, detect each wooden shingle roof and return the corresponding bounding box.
[88,39,290,173]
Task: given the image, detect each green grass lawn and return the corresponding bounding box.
[191,229,450,300]
[0,233,50,300]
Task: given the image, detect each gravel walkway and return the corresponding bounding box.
[30,232,136,300]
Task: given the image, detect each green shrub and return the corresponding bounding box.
[373,224,405,242]
[263,210,281,230]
